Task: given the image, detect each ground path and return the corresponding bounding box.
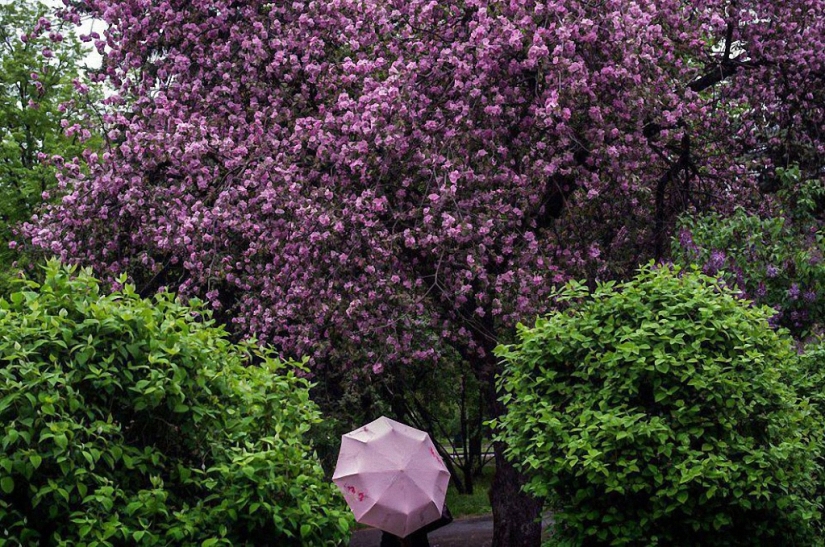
[349,515,494,547]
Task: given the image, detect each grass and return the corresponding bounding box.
[445,463,494,518]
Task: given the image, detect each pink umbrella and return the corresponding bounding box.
[332,416,451,537]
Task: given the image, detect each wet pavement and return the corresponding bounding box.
[349,515,494,547]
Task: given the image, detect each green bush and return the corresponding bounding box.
[495,263,822,546]
[797,340,825,418]
[796,340,825,522]
[0,261,353,546]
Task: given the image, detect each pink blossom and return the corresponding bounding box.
[23,0,825,391]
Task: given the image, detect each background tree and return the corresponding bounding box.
[673,161,825,340]
[674,207,825,338]
[23,1,825,544]
[0,0,101,291]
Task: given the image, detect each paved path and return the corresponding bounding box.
[349,515,494,547]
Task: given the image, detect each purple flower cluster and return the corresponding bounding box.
[787,283,801,301]
[24,0,825,373]
[703,250,727,275]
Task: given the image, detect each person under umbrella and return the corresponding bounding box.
[333,416,452,540]
[379,504,453,547]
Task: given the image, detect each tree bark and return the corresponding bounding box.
[482,355,543,547]
[489,440,543,547]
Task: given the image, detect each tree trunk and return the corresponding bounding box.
[482,355,543,547]
[490,440,543,546]
[462,462,474,495]
[470,385,485,478]
[459,374,473,494]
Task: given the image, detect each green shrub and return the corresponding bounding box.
[797,340,825,418]
[795,340,825,525]
[0,261,353,546]
[495,263,822,546]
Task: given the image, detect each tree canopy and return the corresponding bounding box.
[24,0,825,369]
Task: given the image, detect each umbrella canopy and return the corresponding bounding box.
[332,416,451,538]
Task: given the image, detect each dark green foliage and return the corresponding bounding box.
[797,340,825,420]
[495,263,822,546]
[0,261,353,546]
[795,340,825,527]
[673,207,825,337]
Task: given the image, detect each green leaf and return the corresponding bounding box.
[1,476,14,494]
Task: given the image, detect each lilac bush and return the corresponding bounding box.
[674,210,825,337]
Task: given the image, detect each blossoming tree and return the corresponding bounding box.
[23,0,825,543]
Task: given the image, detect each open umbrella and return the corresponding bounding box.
[332,416,451,538]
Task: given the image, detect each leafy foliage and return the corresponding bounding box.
[495,264,822,546]
[794,340,825,520]
[673,207,825,337]
[0,261,353,546]
[797,341,825,427]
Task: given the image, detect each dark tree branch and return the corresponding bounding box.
[688,56,766,93]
